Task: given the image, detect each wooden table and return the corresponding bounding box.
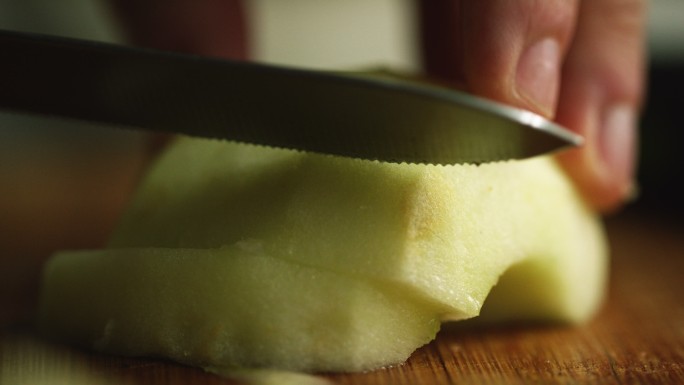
[2,213,683,384]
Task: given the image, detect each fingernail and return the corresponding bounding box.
[516,38,561,115]
[599,104,637,195]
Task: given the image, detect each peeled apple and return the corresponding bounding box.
[38,138,607,373]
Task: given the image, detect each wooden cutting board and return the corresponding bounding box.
[2,214,683,384]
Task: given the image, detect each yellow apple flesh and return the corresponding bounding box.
[37,138,607,372]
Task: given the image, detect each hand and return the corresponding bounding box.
[420,0,646,212]
[110,0,646,213]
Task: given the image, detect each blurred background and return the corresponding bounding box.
[637,0,684,224]
[1,0,682,323]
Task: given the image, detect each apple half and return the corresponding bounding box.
[37,138,607,372]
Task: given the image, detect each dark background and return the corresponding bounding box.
[634,62,684,225]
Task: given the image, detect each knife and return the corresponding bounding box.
[0,29,581,165]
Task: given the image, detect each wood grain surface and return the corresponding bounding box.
[2,214,683,385]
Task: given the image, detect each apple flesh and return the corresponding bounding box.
[39,247,440,372]
[37,138,607,372]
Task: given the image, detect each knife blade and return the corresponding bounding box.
[0,29,581,165]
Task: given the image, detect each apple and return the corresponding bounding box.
[37,138,607,372]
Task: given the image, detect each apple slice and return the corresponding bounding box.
[37,138,607,372]
[108,138,607,321]
[38,247,440,372]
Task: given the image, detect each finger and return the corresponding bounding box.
[554,0,647,212]
[108,0,248,59]
[419,0,579,117]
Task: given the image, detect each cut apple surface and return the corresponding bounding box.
[39,247,440,372]
[37,138,608,372]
